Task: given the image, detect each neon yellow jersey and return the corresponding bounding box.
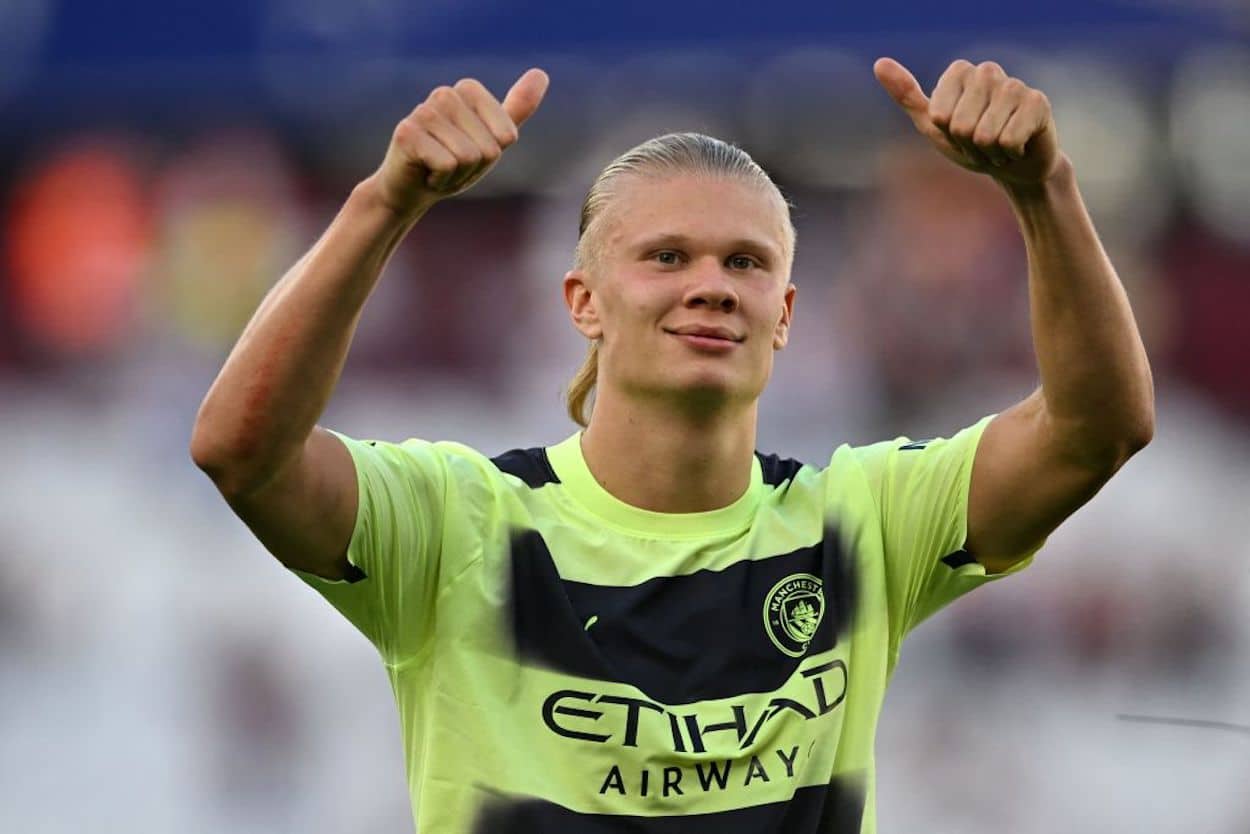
[294,415,1035,833]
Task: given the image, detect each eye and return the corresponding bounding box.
[728,254,759,270]
[654,250,682,266]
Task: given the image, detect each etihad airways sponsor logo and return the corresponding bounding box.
[597,744,806,798]
[540,659,847,754]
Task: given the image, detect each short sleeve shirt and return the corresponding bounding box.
[295,414,1036,833]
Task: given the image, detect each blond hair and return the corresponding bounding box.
[566,132,794,428]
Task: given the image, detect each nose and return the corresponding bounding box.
[683,257,739,313]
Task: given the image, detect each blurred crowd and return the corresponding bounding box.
[2,31,1249,834]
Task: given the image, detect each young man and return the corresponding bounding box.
[191,58,1153,833]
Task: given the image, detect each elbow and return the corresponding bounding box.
[1123,386,1156,457]
[189,423,238,492]
[1127,412,1155,455]
[1129,370,1157,452]
[1104,376,1156,465]
[190,416,300,501]
[189,403,235,474]
[189,419,220,475]
[1108,407,1155,470]
[189,420,263,500]
[1055,408,1154,475]
[189,394,226,471]
[1104,360,1157,463]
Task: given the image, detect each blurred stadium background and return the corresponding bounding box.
[2,1,1249,832]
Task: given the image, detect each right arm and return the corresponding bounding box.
[189,70,549,580]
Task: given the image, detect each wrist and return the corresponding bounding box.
[998,152,1076,204]
[353,173,436,225]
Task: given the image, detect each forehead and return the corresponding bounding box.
[601,174,790,257]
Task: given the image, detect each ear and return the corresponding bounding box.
[564,268,602,340]
[773,283,796,350]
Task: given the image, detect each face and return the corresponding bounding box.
[564,173,796,415]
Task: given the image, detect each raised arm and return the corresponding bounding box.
[873,57,1154,571]
[190,69,548,579]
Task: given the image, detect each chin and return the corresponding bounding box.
[668,370,759,408]
[626,362,764,409]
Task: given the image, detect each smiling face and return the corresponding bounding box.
[564,173,797,417]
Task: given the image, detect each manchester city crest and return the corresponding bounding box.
[763,573,825,657]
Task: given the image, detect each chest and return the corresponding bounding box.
[490,522,860,707]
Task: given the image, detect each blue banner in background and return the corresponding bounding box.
[3,0,1239,119]
[35,0,1235,63]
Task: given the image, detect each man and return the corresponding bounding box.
[191,58,1153,832]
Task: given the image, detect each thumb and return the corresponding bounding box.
[502,67,549,128]
[873,57,932,131]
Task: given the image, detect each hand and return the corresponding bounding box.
[373,67,549,216]
[873,57,1062,188]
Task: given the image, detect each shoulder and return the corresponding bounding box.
[752,441,879,492]
[752,437,892,486]
[488,445,561,488]
[339,434,570,489]
[840,416,999,508]
[751,437,923,510]
[332,432,545,496]
[754,450,808,488]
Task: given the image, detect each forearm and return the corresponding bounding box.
[191,174,426,488]
[1003,154,1155,462]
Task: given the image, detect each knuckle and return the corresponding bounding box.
[453,147,481,166]
[429,85,456,106]
[1032,89,1050,109]
[427,155,457,174]
[394,119,424,149]
[977,60,1004,77]
[948,120,974,140]
[949,58,974,73]
[1001,77,1025,95]
[454,77,485,96]
[412,103,438,125]
[480,144,501,163]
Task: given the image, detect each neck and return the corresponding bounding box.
[579,383,758,513]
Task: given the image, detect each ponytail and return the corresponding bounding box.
[565,340,599,428]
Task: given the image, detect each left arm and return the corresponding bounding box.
[874,57,1155,572]
[970,156,1154,570]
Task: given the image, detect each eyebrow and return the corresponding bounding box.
[631,233,782,263]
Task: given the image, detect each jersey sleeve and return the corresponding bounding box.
[853,414,1038,651]
[291,431,452,667]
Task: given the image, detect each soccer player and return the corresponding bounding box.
[191,58,1154,833]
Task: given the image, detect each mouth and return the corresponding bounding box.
[665,329,743,352]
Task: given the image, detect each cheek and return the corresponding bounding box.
[598,289,657,345]
[746,292,785,329]
[613,285,672,326]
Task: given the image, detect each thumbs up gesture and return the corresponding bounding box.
[373,68,549,216]
[874,58,1062,187]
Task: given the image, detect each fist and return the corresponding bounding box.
[874,57,1061,187]
[374,68,549,215]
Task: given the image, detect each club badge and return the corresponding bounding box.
[764,573,825,657]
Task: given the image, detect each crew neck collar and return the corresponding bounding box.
[545,431,763,539]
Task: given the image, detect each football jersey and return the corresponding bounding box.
[294,414,1035,832]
